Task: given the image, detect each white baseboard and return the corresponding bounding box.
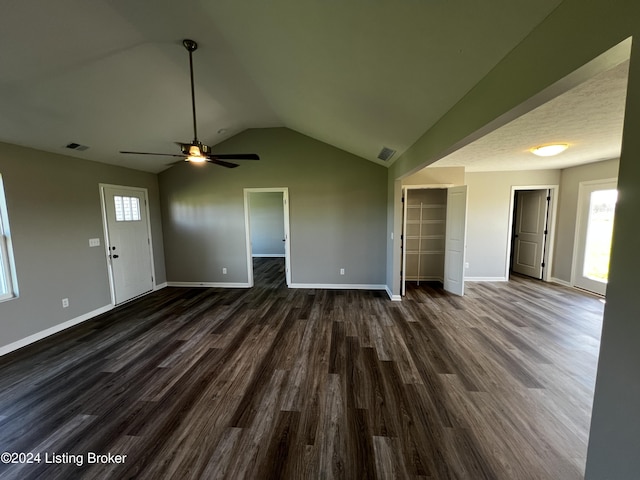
[154,282,168,291]
[549,277,572,287]
[289,283,387,291]
[252,254,285,258]
[464,276,508,282]
[0,304,114,357]
[167,281,252,288]
[385,286,402,301]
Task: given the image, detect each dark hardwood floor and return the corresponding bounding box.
[0,258,604,479]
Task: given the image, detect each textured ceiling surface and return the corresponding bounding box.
[0,0,563,173]
[433,60,629,172]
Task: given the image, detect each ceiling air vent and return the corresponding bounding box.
[65,142,89,151]
[377,147,396,161]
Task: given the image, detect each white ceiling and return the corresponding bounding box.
[432,59,629,172]
[0,0,565,173]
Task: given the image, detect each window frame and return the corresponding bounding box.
[0,174,17,302]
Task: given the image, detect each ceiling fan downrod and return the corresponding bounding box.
[183,39,199,145]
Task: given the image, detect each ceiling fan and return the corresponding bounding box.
[120,39,259,168]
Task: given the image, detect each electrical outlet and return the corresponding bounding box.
[222,267,227,275]
[340,268,345,275]
[62,298,69,308]
[465,262,470,269]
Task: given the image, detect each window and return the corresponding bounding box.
[0,174,17,301]
[583,189,617,282]
[114,195,141,222]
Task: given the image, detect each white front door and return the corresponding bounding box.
[444,185,467,296]
[512,190,549,279]
[574,180,617,296]
[102,185,154,304]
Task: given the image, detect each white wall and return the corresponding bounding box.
[464,169,560,280]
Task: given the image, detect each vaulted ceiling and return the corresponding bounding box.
[1,0,578,173]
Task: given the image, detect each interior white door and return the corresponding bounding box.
[444,185,467,296]
[512,190,548,279]
[102,186,154,304]
[282,190,292,287]
[574,180,617,296]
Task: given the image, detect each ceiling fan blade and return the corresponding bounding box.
[210,153,260,160]
[120,150,186,158]
[119,41,260,167]
[206,158,239,168]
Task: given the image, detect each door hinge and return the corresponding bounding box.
[547,196,551,201]
[541,262,546,267]
[544,230,548,235]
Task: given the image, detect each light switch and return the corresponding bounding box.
[89,238,101,247]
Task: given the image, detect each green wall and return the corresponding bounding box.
[0,142,165,350]
[159,128,387,286]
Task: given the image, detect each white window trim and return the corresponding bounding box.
[0,234,13,301]
[0,174,17,302]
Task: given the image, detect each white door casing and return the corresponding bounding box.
[512,190,549,279]
[243,188,292,287]
[400,184,453,296]
[401,187,408,296]
[444,185,468,296]
[505,185,558,283]
[101,185,154,305]
[573,179,617,296]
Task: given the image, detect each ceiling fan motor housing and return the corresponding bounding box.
[179,141,211,156]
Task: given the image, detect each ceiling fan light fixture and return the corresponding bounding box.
[119,39,259,168]
[531,143,569,157]
[186,144,206,163]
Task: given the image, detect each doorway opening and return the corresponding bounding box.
[243,188,291,288]
[401,185,468,297]
[507,185,558,282]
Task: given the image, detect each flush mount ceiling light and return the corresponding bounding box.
[530,144,569,157]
